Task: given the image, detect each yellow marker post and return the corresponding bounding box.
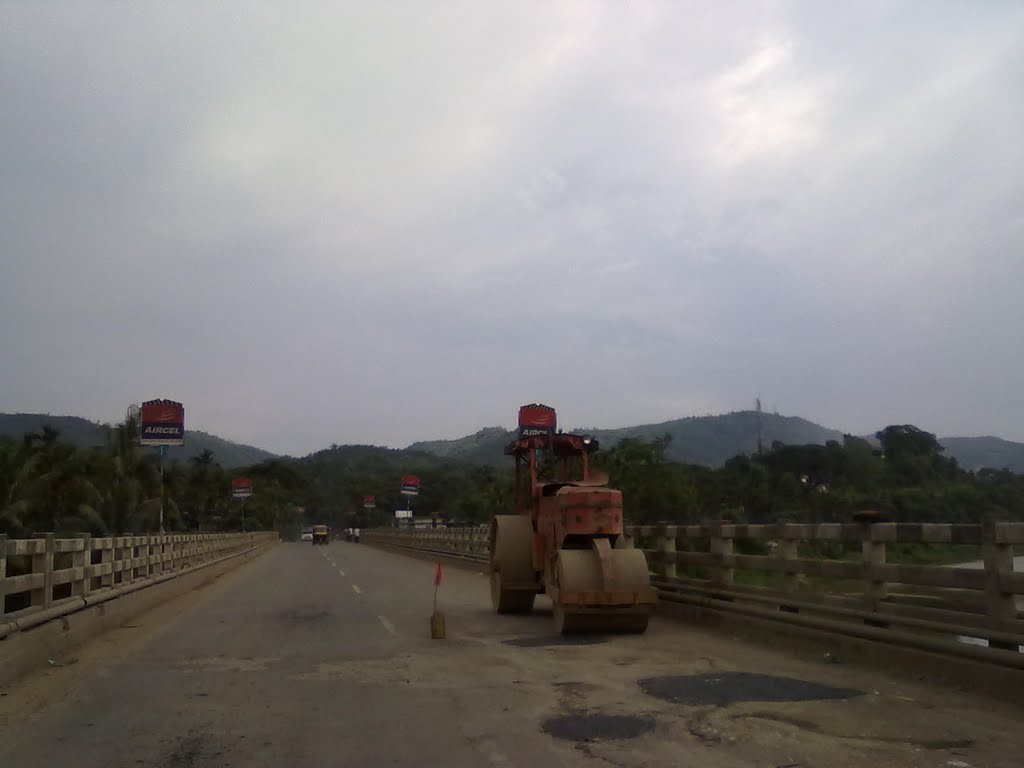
[430,562,446,639]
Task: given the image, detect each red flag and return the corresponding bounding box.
[433,562,443,587]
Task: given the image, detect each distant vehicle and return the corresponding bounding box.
[312,524,330,545]
[301,527,314,542]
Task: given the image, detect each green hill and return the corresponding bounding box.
[586,411,845,466]
[0,413,277,469]
[407,411,845,467]
[407,411,1024,471]
[938,436,1024,473]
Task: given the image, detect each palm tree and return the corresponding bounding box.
[99,415,161,534]
[186,449,226,531]
[0,429,106,535]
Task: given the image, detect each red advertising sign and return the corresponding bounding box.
[139,399,185,446]
[232,477,253,499]
[400,474,420,496]
[518,403,556,438]
[363,495,376,509]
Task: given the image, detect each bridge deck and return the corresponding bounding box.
[1,541,1021,768]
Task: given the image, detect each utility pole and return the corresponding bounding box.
[755,397,764,455]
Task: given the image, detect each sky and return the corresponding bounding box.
[1,2,1022,456]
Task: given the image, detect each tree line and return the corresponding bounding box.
[596,425,1024,525]
[2,419,1022,539]
[0,414,283,537]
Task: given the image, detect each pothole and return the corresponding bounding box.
[503,635,608,647]
[639,672,861,706]
[542,713,656,742]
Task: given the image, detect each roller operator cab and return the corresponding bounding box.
[488,404,657,634]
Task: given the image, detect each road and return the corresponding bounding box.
[1,541,1022,768]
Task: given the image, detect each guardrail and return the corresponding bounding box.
[362,527,488,562]
[1,531,276,638]
[363,520,1024,667]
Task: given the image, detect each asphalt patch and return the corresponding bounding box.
[639,672,862,706]
[542,713,656,742]
[158,732,224,767]
[503,635,608,647]
[277,608,333,625]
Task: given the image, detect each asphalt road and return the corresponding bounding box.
[1,541,1023,768]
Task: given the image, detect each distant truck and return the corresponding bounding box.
[312,524,330,545]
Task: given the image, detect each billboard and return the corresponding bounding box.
[363,495,376,509]
[139,399,185,446]
[395,509,413,519]
[518,403,556,438]
[232,477,253,499]
[400,474,420,496]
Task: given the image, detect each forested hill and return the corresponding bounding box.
[0,414,277,468]
[407,411,1024,472]
[937,436,1024,473]
[407,411,844,467]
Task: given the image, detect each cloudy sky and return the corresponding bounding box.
[2,2,1022,455]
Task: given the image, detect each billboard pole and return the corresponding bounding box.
[139,399,184,534]
[232,478,254,532]
[159,445,166,533]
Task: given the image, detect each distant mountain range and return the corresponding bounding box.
[407,410,1024,473]
[0,414,277,469]
[936,436,1024,473]
[5,410,1024,473]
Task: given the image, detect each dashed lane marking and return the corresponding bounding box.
[377,615,397,636]
[352,584,363,595]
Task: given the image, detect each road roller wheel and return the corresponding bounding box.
[553,605,649,634]
[552,546,655,634]
[491,571,536,613]
[489,515,537,615]
[553,604,593,634]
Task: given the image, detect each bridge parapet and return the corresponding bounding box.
[1,531,276,638]
[363,520,1024,667]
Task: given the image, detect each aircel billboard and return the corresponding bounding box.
[232,477,253,499]
[518,403,556,438]
[400,475,420,496]
[139,399,185,446]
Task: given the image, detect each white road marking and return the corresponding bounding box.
[337,568,346,576]
[377,615,397,636]
[352,584,362,595]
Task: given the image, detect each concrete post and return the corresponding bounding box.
[658,524,677,580]
[776,522,800,597]
[101,539,114,588]
[861,522,888,621]
[31,533,54,609]
[983,518,1017,650]
[0,534,7,617]
[710,523,734,586]
[72,533,91,597]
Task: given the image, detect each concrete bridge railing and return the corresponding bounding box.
[363,526,488,563]
[363,520,1024,668]
[0,531,277,639]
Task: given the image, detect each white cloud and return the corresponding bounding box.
[1,2,1023,452]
